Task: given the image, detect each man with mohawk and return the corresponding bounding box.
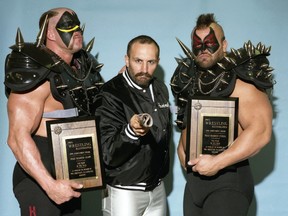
[4,7,104,216]
[171,13,274,215]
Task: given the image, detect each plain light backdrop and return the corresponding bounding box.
[1,0,287,215]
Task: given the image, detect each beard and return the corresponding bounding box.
[134,72,152,88]
[195,51,223,69]
[196,57,217,69]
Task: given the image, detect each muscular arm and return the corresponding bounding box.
[7,81,82,204]
[190,79,273,176]
[177,129,187,170]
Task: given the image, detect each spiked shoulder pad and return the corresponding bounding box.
[170,39,274,130]
[4,45,52,96]
[226,41,274,90]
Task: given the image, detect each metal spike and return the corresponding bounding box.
[181,72,190,78]
[176,37,194,60]
[265,73,272,79]
[87,86,97,90]
[260,63,269,69]
[257,44,263,52]
[15,28,24,51]
[175,57,182,64]
[95,53,99,59]
[207,70,216,76]
[256,42,262,50]
[95,63,104,70]
[178,97,188,103]
[217,62,226,70]
[84,37,95,52]
[236,49,242,59]
[81,23,85,34]
[94,81,104,86]
[243,42,248,52]
[260,45,266,54]
[224,56,230,62]
[224,56,237,65]
[231,48,237,57]
[174,58,189,68]
[247,49,252,58]
[265,67,274,72]
[251,44,255,54]
[220,79,229,85]
[247,40,253,51]
[56,84,68,89]
[36,14,49,47]
[229,57,237,65]
[181,61,189,68]
[170,76,177,83]
[175,120,184,125]
[50,60,61,68]
[256,70,263,78]
[264,46,271,54]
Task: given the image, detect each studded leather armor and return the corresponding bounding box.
[170,39,274,129]
[4,29,104,116]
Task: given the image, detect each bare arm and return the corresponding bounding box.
[190,79,273,176]
[7,81,82,204]
[177,129,187,170]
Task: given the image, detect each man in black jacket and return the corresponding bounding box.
[95,35,171,216]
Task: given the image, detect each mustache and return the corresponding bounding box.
[199,50,211,55]
[135,72,152,78]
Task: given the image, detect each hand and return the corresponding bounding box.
[130,114,150,136]
[46,179,83,204]
[188,154,220,176]
[138,113,153,128]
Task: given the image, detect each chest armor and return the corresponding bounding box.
[170,39,274,129]
[5,29,104,116]
[49,50,104,116]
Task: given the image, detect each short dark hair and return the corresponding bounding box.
[193,13,225,41]
[196,13,217,29]
[127,35,160,58]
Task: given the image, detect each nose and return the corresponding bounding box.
[141,62,148,73]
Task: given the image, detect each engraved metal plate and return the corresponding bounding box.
[46,116,105,189]
[186,97,238,166]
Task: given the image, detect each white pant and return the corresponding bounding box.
[102,182,167,216]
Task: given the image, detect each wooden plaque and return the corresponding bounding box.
[186,97,238,167]
[46,116,105,189]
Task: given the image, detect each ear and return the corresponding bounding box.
[46,29,56,41]
[222,39,228,52]
[125,55,129,67]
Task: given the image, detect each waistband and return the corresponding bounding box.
[113,179,162,192]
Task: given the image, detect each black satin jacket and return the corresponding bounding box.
[94,70,171,187]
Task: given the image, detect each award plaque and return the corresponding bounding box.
[46,116,105,189]
[186,97,238,166]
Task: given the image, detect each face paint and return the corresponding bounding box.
[56,11,81,47]
[192,27,220,56]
